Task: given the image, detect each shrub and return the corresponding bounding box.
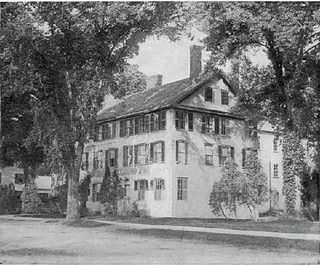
[0,184,17,214]
[21,179,42,214]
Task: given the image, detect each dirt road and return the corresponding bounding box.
[0,216,319,264]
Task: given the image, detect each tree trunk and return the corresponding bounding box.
[66,143,84,221]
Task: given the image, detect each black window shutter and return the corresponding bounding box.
[114,148,118,167]
[134,180,138,191]
[188,113,193,131]
[161,141,165,162]
[145,179,149,190]
[176,141,179,162]
[129,146,133,165]
[134,145,138,165]
[134,117,139,135]
[242,148,246,168]
[218,146,222,165]
[123,146,127,167]
[201,115,206,133]
[150,142,154,162]
[230,147,235,159]
[175,111,179,129]
[145,143,149,164]
[105,150,109,167]
[120,120,125,137]
[215,117,220,134]
[185,142,188,165]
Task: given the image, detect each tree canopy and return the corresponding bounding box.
[1,2,185,220]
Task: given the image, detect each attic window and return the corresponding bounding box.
[221,90,229,105]
[205,87,213,102]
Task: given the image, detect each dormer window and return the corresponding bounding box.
[205,87,213,102]
[221,90,229,105]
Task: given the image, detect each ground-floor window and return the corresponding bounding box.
[273,164,279,178]
[154,179,165,200]
[177,177,188,200]
[92,183,101,202]
[134,179,148,200]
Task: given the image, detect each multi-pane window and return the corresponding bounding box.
[205,144,214,165]
[273,137,278,152]
[201,115,214,133]
[175,110,186,130]
[134,179,148,200]
[242,148,258,168]
[134,116,144,135]
[14,173,24,185]
[175,110,193,131]
[93,151,102,170]
[205,87,213,102]
[134,143,149,165]
[81,152,89,170]
[123,145,134,167]
[218,145,234,165]
[150,113,159,132]
[150,141,165,163]
[154,179,165,200]
[221,90,229,105]
[176,140,188,164]
[273,164,279,178]
[105,148,118,168]
[92,183,101,202]
[177,177,188,200]
[96,122,116,141]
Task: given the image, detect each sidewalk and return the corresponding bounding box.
[90,219,320,241]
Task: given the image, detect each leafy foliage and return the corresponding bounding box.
[49,183,68,214]
[0,184,17,214]
[241,152,268,213]
[98,167,124,215]
[209,159,244,219]
[21,179,42,214]
[1,2,184,220]
[282,132,307,214]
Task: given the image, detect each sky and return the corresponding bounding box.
[129,31,269,85]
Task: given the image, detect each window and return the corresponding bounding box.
[98,125,103,141]
[188,113,193,131]
[14,173,24,185]
[201,115,213,133]
[177,177,188,200]
[93,150,103,169]
[221,90,229,105]
[221,118,226,135]
[205,87,213,102]
[154,179,165,200]
[123,145,134,167]
[205,144,214,165]
[105,148,118,167]
[150,141,165,163]
[176,140,188,164]
[273,137,278,152]
[92,183,101,202]
[273,164,279,178]
[134,143,149,165]
[246,120,258,138]
[218,145,234,165]
[175,110,185,130]
[102,122,116,140]
[144,114,150,133]
[0,173,2,184]
[134,179,148,200]
[126,119,134,136]
[81,152,89,170]
[242,148,258,168]
[124,179,130,197]
[134,116,144,135]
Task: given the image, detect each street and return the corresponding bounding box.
[0,216,319,264]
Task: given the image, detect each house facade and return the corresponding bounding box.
[82,45,302,218]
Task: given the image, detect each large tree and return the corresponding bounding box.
[201,2,320,217]
[1,2,184,221]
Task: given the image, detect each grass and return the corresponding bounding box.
[92,215,320,234]
[64,219,112,228]
[117,227,320,254]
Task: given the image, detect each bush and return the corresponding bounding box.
[0,184,17,214]
[21,179,42,214]
[48,184,68,214]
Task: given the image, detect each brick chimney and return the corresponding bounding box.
[146,74,163,90]
[189,45,202,80]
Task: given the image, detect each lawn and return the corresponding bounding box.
[92,215,320,234]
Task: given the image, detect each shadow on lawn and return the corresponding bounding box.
[0,248,76,257]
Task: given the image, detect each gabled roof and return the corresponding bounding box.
[97,74,235,123]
